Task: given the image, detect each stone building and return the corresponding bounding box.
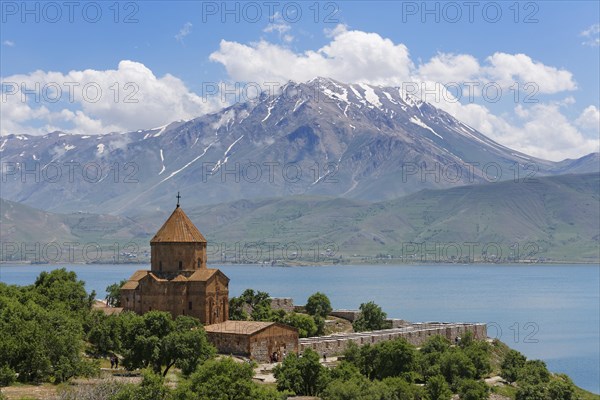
[120,202,229,324]
[205,320,299,362]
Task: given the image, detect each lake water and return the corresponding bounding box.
[1,263,598,394]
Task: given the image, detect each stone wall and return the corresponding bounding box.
[270,298,295,313]
[299,323,487,357]
[330,309,361,322]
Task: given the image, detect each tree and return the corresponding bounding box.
[121,312,215,376]
[464,342,491,379]
[86,311,123,354]
[439,349,476,388]
[501,349,527,383]
[425,375,452,400]
[283,313,318,338]
[548,375,576,400]
[457,379,489,400]
[0,283,98,383]
[305,292,332,319]
[516,384,548,400]
[273,349,329,396]
[105,280,127,307]
[420,336,451,379]
[352,301,390,332]
[113,370,171,400]
[33,268,95,314]
[518,360,550,386]
[174,357,283,400]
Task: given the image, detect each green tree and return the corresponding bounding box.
[457,379,489,400]
[113,370,171,400]
[174,357,282,400]
[86,311,123,354]
[518,360,551,386]
[501,349,527,383]
[283,313,318,338]
[121,312,214,376]
[425,375,452,400]
[464,342,491,379]
[352,301,390,332]
[105,280,127,307]
[548,375,576,400]
[273,349,329,396]
[516,384,548,400]
[305,292,332,319]
[33,268,95,313]
[420,336,451,379]
[382,376,424,399]
[439,348,476,388]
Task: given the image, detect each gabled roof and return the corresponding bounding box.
[121,281,140,290]
[188,269,229,282]
[151,206,207,243]
[204,321,297,336]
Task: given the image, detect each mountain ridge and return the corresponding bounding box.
[2,172,598,263]
[1,77,598,214]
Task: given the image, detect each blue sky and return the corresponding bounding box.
[1,1,599,160]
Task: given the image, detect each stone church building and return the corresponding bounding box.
[120,198,299,361]
[120,203,229,324]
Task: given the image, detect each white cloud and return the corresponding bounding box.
[576,105,600,132]
[1,60,222,135]
[418,52,576,94]
[580,24,600,47]
[484,53,576,94]
[208,25,595,160]
[175,22,193,43]
[210,26,413,86]
[2,40,15,47]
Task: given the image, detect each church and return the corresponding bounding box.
[120,197,229,324]
[120,195,299,362]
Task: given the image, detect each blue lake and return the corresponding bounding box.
[1,263,598,394]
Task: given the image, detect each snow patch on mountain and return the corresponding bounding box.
[410,116,443,139]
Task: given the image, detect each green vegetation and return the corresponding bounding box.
[305,292,333,319]
[105,280,127,307]
[3,173,599,263]
[1,277,597,400]
[228,289,326,337]
[352,301,391,332]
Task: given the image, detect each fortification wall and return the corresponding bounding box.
[270,298,295,313]
[299,323,487,357]
[330,309,361,322]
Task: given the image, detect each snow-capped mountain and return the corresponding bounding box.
[1,77,597,215]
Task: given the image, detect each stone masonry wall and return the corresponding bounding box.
[330,310,361,322]
[299,323,487,357]
[270,298,295,313]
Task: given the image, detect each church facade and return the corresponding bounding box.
[120,203,229,324]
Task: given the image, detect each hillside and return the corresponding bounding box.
[1,173,598,264]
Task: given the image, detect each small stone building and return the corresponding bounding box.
[205,320,299,362]
[120,203,229,324]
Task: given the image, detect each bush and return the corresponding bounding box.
[501,349,527,383]
[273,349,329,396]
[352,301,390,332]
[457,379,489,400]
[439,349,476,388]
[425,374,452,400]
[0,365,16,387]
[305,292,332,319]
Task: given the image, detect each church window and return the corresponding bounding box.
[179,261,183,270]
[189,301,192,310]
[159,261,162,271]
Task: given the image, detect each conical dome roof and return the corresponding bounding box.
[150,206,207,243]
